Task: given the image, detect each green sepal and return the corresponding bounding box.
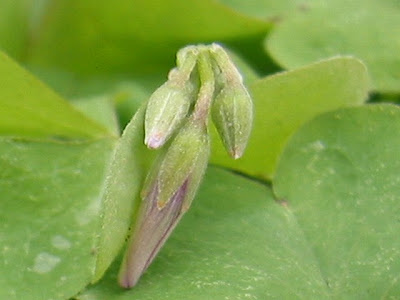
[155,118,210,208]
[211,83,253,159]
[144,81,193,149]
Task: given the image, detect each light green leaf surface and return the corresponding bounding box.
[274,104,400,298]
[0,138,115,300]
[93,105,157,281]
[211,57,370,179]
[29,0,268,75]
[266,0,400,93]
[0,51,112,139]
[71,96,120,135]
[28,65,162,101]
[79,167,329,300]
[27,65,157,128]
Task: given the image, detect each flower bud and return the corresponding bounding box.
[118,44,255,289]
[144,81,193,149]
[118,118,210,288]
[211,83,253,159]
[118,179,188,288]
[154,118,209,209]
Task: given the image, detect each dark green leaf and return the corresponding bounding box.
[29,0,268,75]
[0,0,30,59]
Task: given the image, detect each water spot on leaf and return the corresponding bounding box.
[33,252,61,274]
[51,235,71,250]
[75,198,101,226]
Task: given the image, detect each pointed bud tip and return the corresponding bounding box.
[119,272,140,289]
[145,133,165,149]
[156,200,166,210]
[230,147,244,159]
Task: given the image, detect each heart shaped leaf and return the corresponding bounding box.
[274,104,400,298]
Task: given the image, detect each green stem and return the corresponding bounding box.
[169,48,198,85]
[210,43,242,85]
[192,51,215,122]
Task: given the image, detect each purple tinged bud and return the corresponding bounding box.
[118,118,210,288]
[118,44,254,289]
[118,180,189,288]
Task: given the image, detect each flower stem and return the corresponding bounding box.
[169,48,198,85]
[192,51,215,122]
[210,43,243,85]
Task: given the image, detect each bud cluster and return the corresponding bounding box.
[119,44,253,288]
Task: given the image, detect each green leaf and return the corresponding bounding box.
[210,57,370,179]
[265,0,400,93]
[0,51,113,139]
[274,104,400,298]
[0,137,115,300]
[93,105,157,281]
[78,167,329,299]
[80,104,400,299]
[28,0,268,75]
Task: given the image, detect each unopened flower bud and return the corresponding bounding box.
[144,81,193,149]
[211,84,253,159]
[118,44,255,290]
[144,48,199,149]
[118,180,188,288]
[118,118,210,288]
[154,118,209,209]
